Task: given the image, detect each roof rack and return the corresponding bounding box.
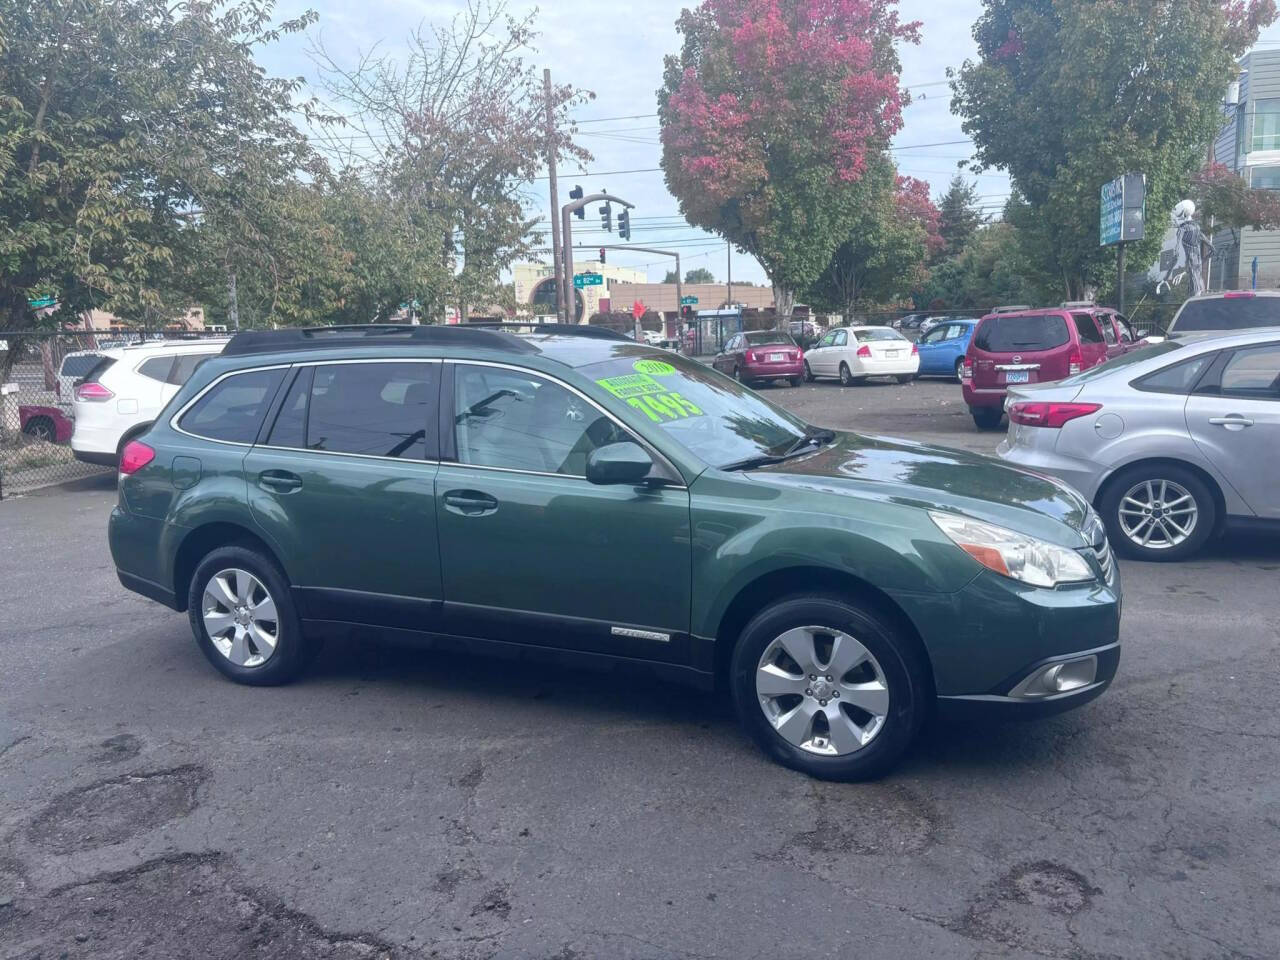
[222,324,541,357]
[463,321,632,342]
[991,305,1033,314]
[1060,300,1097,309]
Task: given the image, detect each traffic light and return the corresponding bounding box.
[618,209,631,240]
[681,305,693,320]
[570,185,584,219]
[599,247,606,264]
[600,202,612,232]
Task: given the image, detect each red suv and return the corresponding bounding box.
[962,305,1146,429]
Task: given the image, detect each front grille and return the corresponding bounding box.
[1092,536,1116,583]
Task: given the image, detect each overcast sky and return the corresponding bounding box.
[260,1,1280,287]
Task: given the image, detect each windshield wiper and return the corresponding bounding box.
[720,429,836,472]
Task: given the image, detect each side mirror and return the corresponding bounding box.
[586,441,653,485]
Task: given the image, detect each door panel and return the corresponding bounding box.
[1185,344,1280,518]
[437,362,693,662]
[246,361,444,627]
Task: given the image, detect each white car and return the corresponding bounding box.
[802,326,920,385]
[71,339,228,465]
[55,350,108,407]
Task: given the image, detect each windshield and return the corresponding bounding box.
[582,353,809,468]
[744,331,796,346]
[853,328,905,342]
[974,315,1070,353]
[1172,296,1280,332]
[1056,340,1186,386]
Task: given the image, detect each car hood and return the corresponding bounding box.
[747,431,1092,548]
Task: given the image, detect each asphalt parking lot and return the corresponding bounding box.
[2,377,1278,959]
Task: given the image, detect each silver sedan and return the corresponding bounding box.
[998,329,1280,561]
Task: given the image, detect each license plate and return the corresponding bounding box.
[768,352,786,362]
[1005,370,1029,383]
[885,350,901,358]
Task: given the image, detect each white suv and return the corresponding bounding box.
[71,339,228,465]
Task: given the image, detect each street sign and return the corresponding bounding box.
[27,296,57,308]
[680,296,699,305]
[1100,173,1145,246]
[573,273,604,288]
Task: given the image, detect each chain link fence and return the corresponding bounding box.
[0,330,227,498]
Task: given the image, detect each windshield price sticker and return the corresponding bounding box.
[633,359,676,376]
[596,374,704,422]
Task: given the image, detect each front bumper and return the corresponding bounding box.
[936,642,1120,720]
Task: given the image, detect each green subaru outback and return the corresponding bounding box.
[109,325,1120,780]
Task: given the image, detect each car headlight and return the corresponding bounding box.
[930,512,1094,588]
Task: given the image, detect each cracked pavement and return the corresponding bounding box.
[1,378,1278,959]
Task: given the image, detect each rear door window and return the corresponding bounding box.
[179,368,286,444]
[1133,352,1214,394]
[305,362,437,459]
[973,316,1070,353]
[1173,297,1280,332]
[168,353,216,385]
[1217,343,1280,398]
[137,357,174,383]
[1072,313,1104,344]
[1097,315,1118,345]
[60,353,105,379]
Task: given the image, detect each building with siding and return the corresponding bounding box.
[1208,48,1280,289]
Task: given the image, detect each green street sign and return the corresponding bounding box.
[680,296,699,305]
[28,296,57,308]
[573,273,604,289]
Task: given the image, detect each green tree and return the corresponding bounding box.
[915,220,1039,312]
[804,160,940,319]
[683,267,716,284]
[935,175,987,263]
[952,0,1276,301]
[658,0,919,326]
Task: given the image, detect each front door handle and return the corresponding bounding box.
[258,470,302,493]
[443,489,499,517]
[1208,415,1255,430]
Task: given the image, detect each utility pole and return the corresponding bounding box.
[1117,243,1127,316]
[543,69,565,323]
[725,242,732,311]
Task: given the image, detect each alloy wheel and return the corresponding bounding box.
[202,568,279,667]
[755,625,890,756]
[1117,479,1198,550]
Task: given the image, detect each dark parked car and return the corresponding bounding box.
[711,329,805,386]
[963,306,1147,429]
[109,325,1120,781]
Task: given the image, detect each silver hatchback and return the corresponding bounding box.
[998,329,1280,560]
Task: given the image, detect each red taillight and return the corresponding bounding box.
[962,358,974,380]
[1008,402,1102,429]
[745,350,758,362]
[856,345,872,358]
[1067,350,1082,376]
[75,381,113,402]
[1223,291,1256,299]
[118,440,155,474]
[911,343,919,355]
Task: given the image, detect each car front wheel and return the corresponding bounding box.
[838,363,856,386]
[729,595,928,781]
[1100,466,1216,561]
[187,544,313,685]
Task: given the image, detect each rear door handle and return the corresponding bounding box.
[258,470,302,493]
[1208,416,1254,429]
[443,489,499,517]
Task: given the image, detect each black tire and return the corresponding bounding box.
[1099,464,1217,562]
[729,594,929,781]
[838,363,855,387]
[187,544,312,686]
[895,374,916,384]
[22,417,55,442]
[971,406,1003,430]
[954,358,965,382]
[789,376,803,387]
[803,361,814,383]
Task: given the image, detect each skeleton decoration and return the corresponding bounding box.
[1157,200,1214,295]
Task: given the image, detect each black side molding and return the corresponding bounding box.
[117,570,180,610]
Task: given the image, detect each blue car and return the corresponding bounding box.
[915,318,978,379]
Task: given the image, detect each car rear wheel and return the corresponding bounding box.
[1100,466,1216,562]
[187,544,312,685]
[803,362,814,383]
[729,595,928,781]
[22,417,55,442]
[971,406,1003,430]
[954,359,964,382]
[788,376,802,387]
[895,374,915,384]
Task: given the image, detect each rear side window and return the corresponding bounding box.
[304,362,437,459]
[168,353,216,385]
[973,315,1070,353]
[60,353,105,378]
[1133,353,1213,394]
[1173,297,1280,332]
[1218,343,1280,397]
[1072,313,1104,343]
[853,329,904,342]
[138,356,174,383]
[179,368,286,444]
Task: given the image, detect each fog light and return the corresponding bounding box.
[1009,655,1098,699]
